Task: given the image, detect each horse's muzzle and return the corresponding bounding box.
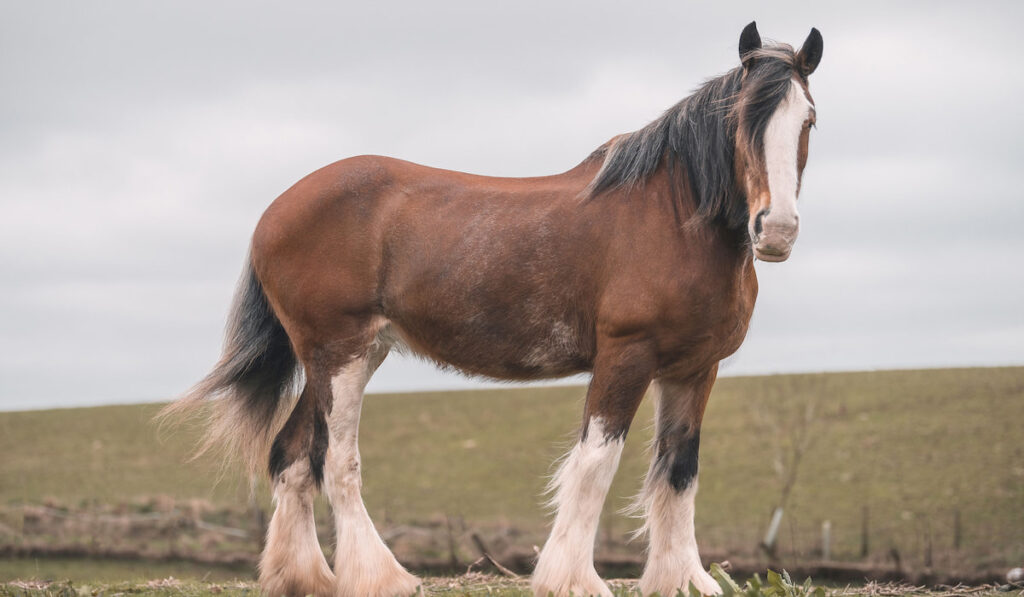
[751,209,799,262]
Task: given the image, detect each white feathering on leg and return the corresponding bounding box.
[532,417,623,597]
[259,459,335,597]
[637,478,720,596]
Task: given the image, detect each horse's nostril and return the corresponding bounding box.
[753,209,769,236]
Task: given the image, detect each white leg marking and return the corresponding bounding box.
[634,380,719,597]
[763,78,813,227]
[260,458,335,597]
[532,417,623,597]
[326,352,421,597]
[637,480,720,596]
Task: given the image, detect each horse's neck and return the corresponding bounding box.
[663,172,752,263]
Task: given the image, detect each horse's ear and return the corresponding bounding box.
[797,27,823,76]
[739,21,761,68]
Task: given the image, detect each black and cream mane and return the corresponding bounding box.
[587,45,801,230]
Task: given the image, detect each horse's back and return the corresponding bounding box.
[248,154,603,372]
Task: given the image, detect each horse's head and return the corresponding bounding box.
[733,22,822,262]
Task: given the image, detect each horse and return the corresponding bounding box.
[164,21,822,597]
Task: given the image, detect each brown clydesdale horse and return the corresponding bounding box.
[165,21,822,597]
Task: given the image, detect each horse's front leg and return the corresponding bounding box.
[532,340,656,597]
[637,365,722,597]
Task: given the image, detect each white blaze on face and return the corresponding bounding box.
[758,78,813,252]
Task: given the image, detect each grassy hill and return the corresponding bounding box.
[1,367,1021,580]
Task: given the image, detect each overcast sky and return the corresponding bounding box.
[2,2,1021,411]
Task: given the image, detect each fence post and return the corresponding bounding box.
[761,507,784,557]
[860,505,869,559]
[821,520,832,561]
[953,509,962,550]
[924,520,933,568]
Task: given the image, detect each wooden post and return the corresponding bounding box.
[445,515,459,570]
[924,521,933,568]
[953,509,962,550]
[821,520,832,561]
[889,546,902,573]
[761,507,784,557]
[860,506,869,559]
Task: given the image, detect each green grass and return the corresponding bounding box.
[0,577,596,596]
[2,367,1022,581]
[0,559,250,584]
[1,574,1019,597]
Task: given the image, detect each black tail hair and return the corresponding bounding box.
[160,256,301,475]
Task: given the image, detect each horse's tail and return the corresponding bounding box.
[159,255,301,476]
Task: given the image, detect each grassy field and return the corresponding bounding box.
[1,367,1022,583]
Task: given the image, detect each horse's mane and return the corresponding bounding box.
[586,45,800,230]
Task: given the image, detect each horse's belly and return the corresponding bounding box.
[386,314,592,381]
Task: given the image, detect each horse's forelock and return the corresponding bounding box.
[736,45,802,166]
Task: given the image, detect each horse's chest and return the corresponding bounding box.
[658,271,757,370]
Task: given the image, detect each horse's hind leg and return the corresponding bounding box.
[260,373,335,597]
[325,330,421,597]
